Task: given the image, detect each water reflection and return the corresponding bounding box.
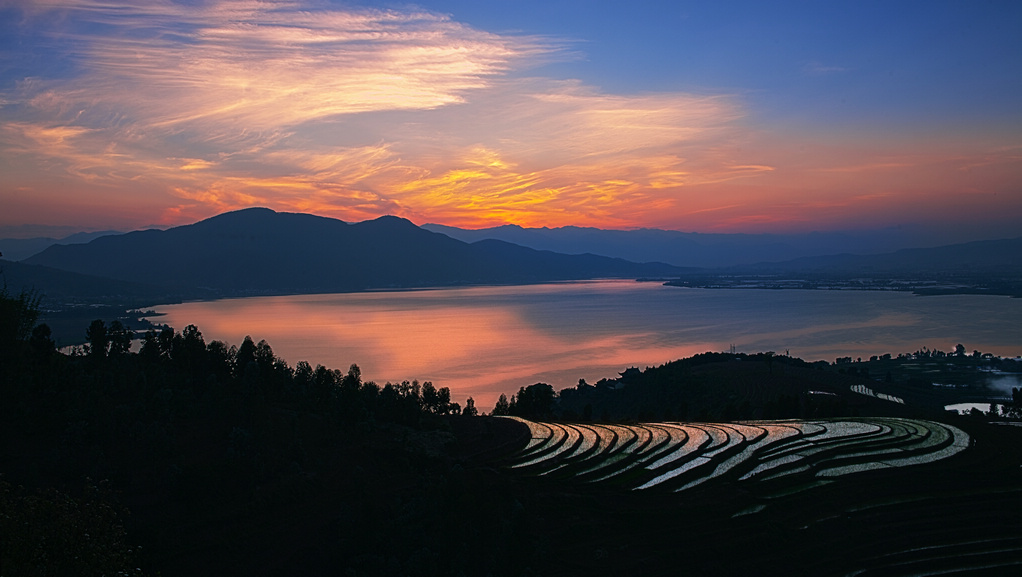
[945,402,995,414]
[154,281,1022,410]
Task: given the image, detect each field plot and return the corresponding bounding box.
[498,416,969,492]
[851,383,905,404]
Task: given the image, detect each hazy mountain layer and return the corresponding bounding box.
[421,223,981,268]
[734,237,1022,275]
[0,231,122,261]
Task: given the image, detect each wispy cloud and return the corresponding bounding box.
[1,1,760,229]
[9,0,543,131]
[4,1,1016,235]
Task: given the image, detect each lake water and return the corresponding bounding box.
[944,402,997,414]
[153,281,1022,410]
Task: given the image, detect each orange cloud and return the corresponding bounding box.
[2,1,1019,238]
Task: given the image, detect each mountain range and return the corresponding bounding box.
[421,223,956,268]
[423,221,1022,293]
[4,221,987,269]
[5,208,1020,309]
[14,208,683,301]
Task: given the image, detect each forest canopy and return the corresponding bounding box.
[0,289,499,576]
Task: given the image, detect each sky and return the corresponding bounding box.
[1,0,1020,242]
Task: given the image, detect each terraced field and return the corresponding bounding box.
[499,417,970,493]
[851,383,906,404]
[452,414,1021,575]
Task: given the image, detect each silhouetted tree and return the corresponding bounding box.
[343,363,361,390]
[85,319,108,359]
[205,339,235,382]
[492,393,511,416]
[510,383,556,419]
[235,335,257,377]
[29,323,55,358]
[463,397,478,416]
[139,329,161,361]
[422,381,440,412]
[0,285,40,350]
[157,326,174,357]
[108,320,132,356]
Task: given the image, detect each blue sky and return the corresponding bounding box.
[420,1,1021,125]
[1,0,1020,241]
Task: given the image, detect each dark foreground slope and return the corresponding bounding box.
[484,417,1022,577]
[0,307,539,576]
[4,302,1021,577]
[23,208,683,296]
[4,286,1020,576]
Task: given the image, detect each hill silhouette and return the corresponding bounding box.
[23,208,684,296]
[0,259,199,305]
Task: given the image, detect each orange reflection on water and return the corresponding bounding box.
[153,285,719,411]
[153,283,1022,412]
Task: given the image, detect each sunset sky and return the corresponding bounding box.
[2,0,1020,242]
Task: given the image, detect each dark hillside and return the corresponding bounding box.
[487,417,1022,577]
[3,293,1021,575]
[0,259,196,305]
[0,289,534,576]
[551,353,926,422]
[24,208,683,296]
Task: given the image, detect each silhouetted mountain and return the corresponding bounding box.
[23,208,684,296]
[421,222,942,267]
[424,222,1022,281]
[0,230,121,261]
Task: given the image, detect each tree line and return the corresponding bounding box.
[1,285,501,576]
[491,350,1022,423]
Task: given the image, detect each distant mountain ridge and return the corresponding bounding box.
[420,223,989,268]
[15,209,1021,305]
[735,236,1022,276]
[0,230,122,261]
[22,208,685,297]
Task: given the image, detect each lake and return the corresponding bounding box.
[153,281,1022,410]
